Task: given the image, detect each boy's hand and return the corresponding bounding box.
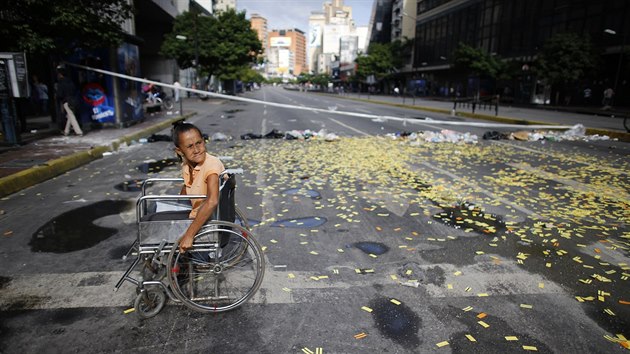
[179,234,193,253]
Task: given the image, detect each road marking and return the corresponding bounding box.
[0,259,563,310]
[328,117,369,136]
[418,162,541,219]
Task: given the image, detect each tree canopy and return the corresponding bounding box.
[535,33,596,87]
[453,43,507,79]
[0,0,133,54]
[355,43,396,81]
[160,9,262,80]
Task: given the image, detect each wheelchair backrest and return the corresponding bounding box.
[216,173,236,223]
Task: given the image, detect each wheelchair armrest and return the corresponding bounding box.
[137,194,206,222]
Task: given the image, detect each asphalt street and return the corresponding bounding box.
[0,86,629,353]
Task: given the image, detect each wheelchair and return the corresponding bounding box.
[114,169,265,318]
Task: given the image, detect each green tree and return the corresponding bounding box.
[161,9,261,81]
[239,67,264,84]
[355,43,396,81]
[453,43,507,79]
[535,33,596,94]
[0,0,133,54]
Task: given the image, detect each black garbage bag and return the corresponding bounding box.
[483,131,502,140]
[147,134,172,142]
[240,133,263,140]
[263,129,285,139]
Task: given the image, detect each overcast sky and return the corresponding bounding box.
[198,0,374,32]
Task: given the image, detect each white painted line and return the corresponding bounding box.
[328,117,369,136]
[0,259,564,310]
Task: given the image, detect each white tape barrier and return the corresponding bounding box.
[64,62,573,130]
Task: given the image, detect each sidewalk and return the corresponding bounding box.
[334,92,630,137]
[0,101,201,197]
[1,93,629,198]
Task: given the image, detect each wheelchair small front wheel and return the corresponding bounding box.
[134,288,166,319]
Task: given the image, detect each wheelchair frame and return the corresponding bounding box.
[114,169,265,318]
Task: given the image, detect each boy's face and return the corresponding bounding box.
[175,129,206,166]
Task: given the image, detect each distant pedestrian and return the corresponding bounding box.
[583,87,592,105]
[56,67,83,136]
[33,75,49,115]
[173,81,181,102]
[602,87,614,110]
[394,86,400,96]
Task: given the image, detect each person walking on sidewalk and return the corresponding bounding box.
[32,75,49,116]
[56,68,83,136]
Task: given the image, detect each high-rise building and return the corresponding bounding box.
[308,12,326,74]
[212,0,236,13]
[267,29,307,77]
[308,0,367,76]
[376,0,629,104]
[249,13,268,48]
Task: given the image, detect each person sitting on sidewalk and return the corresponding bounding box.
[56,67,83,136]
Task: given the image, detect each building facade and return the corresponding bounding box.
[369,0,629,105]
[308,0,367,77]
[267,29,307,78]
[212,0,236,13]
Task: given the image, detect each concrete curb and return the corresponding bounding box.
[0,113,195,198]
[340,96,630,142]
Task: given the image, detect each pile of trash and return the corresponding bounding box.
[237,129,339,142]
[387,130,479,144]
[483,124,613,142]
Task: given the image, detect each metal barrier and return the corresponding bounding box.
[453,95,499,116]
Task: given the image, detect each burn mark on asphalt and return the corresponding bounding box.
[30,200,133,253]
[353,241,389,255]
[433,202,506,235]
[369,297,422,349]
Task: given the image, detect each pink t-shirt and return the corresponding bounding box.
[181,153,224,218]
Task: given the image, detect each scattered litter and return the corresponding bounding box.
[102,152,113,156]
[123,308,135,314]
[147,134,172,142]
[400,280,420,288]
[354,332,367,339]
[211,132,229,141]
[393,130,478,144]
[3,230,13,236]
[436,341,449,347]
[482,124,613,142]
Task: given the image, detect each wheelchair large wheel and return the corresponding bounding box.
[166,221,265,313]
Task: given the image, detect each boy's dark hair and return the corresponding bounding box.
[172,121,203,147]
